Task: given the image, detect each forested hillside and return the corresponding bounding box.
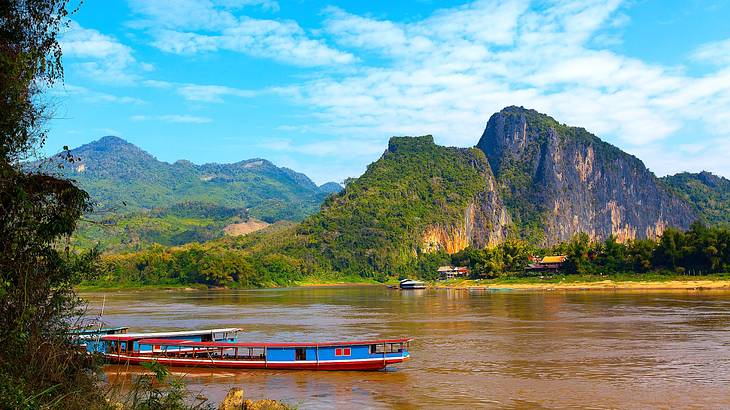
[662,171,730,226]
[33,136,341,250]
[297,135,511,277]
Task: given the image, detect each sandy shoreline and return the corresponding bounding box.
[78,278,730,292]
[436,279,730,291]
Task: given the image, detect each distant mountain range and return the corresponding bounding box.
[94,106,730,286]
[32,136,341,251]
[40,109,730,259]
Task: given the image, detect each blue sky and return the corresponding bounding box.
[48,0,730,184]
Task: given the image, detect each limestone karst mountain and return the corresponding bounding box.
[476,106,696,245]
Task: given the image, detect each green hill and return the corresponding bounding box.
[661,171,730,226]
[84,109,725,288]
[297,135,511,277]
[32,136,340,251]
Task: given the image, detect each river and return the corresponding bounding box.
[81,286,730,409]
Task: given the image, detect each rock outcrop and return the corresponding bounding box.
[418,143,511,254]
[477,106,697,245]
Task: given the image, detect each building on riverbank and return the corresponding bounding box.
[438,266,469,280]
[525,255,567,273]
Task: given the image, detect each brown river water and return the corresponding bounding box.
[81,286,730,409]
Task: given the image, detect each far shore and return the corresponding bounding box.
[75,278,383,292]
[434,277,730,291]
[77,274,730,292]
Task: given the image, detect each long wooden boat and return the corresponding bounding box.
[100,334,412,371]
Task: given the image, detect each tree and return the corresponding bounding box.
[563,232,592,274]
[0,1,104,407]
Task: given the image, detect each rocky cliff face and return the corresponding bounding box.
[418,144,511,254]
[477,106,697,245]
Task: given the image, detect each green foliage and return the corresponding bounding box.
[0,1,109,407]
[96,134,506,287]
[32,137,341,251]
[93,133,730,289]
[451,240,532,278]
[72,202,248,252]
[450,223,730,279]
[116,362,213,410]
[94,222,329,288]
[0,0,67,162]
[661,171,730,226]
[553,223,730,275]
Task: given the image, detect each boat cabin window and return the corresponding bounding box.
[222,348,237,358]
[235,347,265,360]
[295,348,306,361]
[201,334,212,342]
[370,343,404,354]
[105,341,121,354]
[335,348,351,357]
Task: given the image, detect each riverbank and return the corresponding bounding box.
[77,273,730,292]
[434,273,730,290]
[76,275,382,292]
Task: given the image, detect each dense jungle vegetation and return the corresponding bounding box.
[89,133,730,289]
[72,201,250,251]
[662,171,730,226]
[33,135,340,249]
[94,218,730,289]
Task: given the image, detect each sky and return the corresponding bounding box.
[47,0,730,184]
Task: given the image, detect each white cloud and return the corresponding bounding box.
[632,137,730,179]
[260,138,385,157]
[692,38,730,65]
[217,0,280,12]
[62,1,730,180]
[128,0,353,66]
[139,80,257,103]
[54,84,145,105]
[131,114,212,123]
[61,21,149,84]
[177,84,257,103]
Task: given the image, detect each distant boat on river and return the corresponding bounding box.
[399,279,426,289]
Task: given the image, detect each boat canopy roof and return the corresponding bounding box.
[101,328,241,341]
[69,326,128,335]
[134,337,413,348]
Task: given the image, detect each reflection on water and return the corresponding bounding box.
[83,287,730,409]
